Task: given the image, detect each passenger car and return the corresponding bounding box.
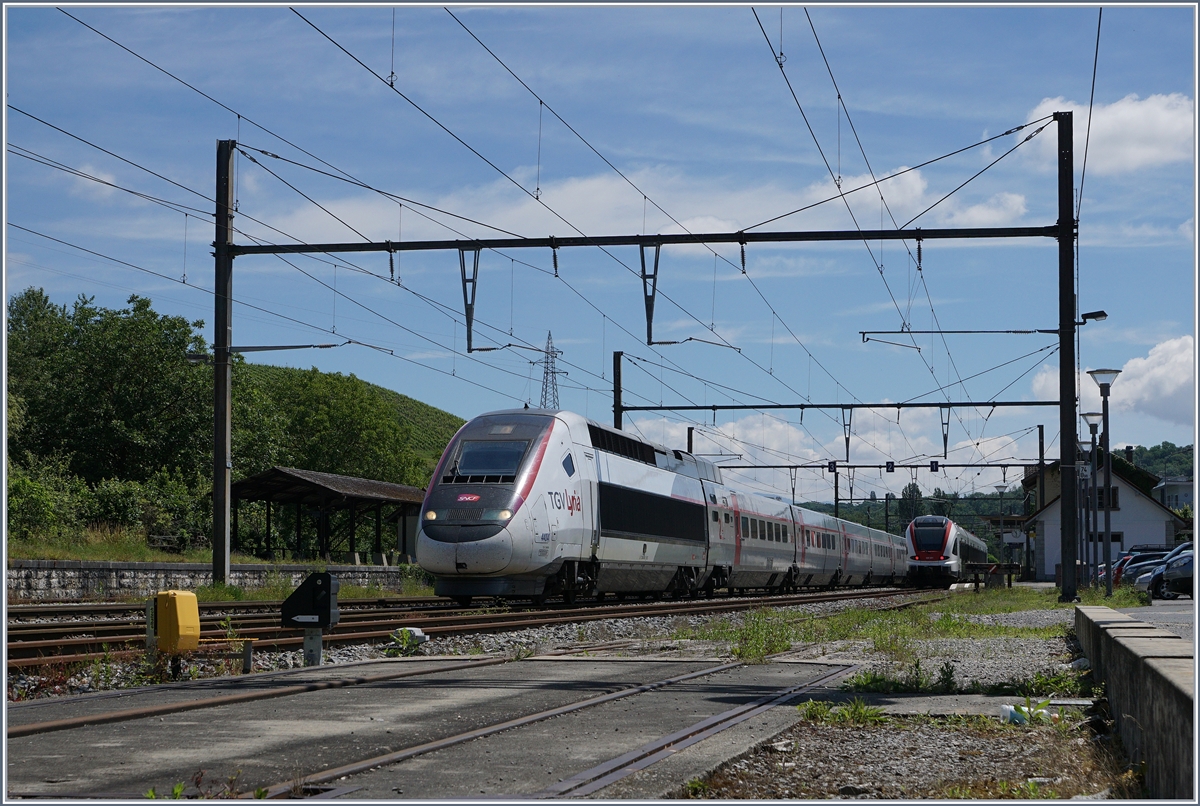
[1163,552,1193,597]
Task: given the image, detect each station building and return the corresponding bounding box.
[1021,456,1189,582]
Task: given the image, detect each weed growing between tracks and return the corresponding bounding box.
[673,588,1082,664]
[688,706,1143,799]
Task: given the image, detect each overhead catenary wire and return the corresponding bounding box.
[57,6,911,476]
[760,9,1056,469]
[10,222,533,403]
[51,6,1027,496]
[440,10,924,477]
[287,8,905,471]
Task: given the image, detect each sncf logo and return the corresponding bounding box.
[549,490,582,515]
[457,494,481,502]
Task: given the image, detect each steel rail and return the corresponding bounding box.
[7,589,936,667]
[245,659,746,799]
[533,663,861,798]
[6,656,508,739]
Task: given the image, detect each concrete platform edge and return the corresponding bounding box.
[1075,605,1195,799]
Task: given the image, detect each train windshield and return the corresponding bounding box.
[912,524,947,552]
[453,441,529,477]
[439,414,554,485]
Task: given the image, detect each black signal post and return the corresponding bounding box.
[213,140,235,586]
[1055,111,1078,602]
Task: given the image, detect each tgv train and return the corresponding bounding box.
[417,409,909,606]
[905,515,989,588]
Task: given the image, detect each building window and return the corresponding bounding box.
[1087,532,1124,547]
[1096,487,1120,510]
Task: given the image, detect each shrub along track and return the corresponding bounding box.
[7,588,940,669]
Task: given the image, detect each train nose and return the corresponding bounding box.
[417,527,514,575]
[453,529,513,574]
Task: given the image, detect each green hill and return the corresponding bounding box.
[238,362,464,476]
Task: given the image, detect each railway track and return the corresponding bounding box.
[7,588,940,669]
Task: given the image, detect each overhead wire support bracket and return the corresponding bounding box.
[940,406,951,458]
[459,246,481,353]
[640,242,662,345]
[841,406,853,461]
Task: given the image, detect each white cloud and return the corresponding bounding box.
[69,164,117,200]
[1110,335,1195,426]
[943,192,1026,227]
[1027,94,1195,175]
[1032,335,1195,428]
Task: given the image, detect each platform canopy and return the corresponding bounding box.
[230,466,424,508]
[229,467,425,561]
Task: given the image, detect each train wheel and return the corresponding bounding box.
[562,589,576,606]
[530,595,545,607]
[616,592,626,601]
[454,596,473,608]
[595,591,606,603]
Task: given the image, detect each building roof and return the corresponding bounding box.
[1023,471,1188,527]
[1023,452,1161,498]
[230,466,425,508]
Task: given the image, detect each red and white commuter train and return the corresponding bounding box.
[417,409,911,605]
[904,515,989,588]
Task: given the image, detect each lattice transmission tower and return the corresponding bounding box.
[535,331,566,410]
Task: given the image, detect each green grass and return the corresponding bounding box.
[674,589,1081,664]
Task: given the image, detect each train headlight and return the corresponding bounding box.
[482,509,513,521]
[424,510,437,521]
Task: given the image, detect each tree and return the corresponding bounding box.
[7,289,210,485]
[268,368,423,485]
[897,482,924,525]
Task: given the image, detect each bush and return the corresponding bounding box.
[84,478,145,528]
[6,453,86,540]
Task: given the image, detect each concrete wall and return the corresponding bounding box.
[1075,605,1194,799]
[6,559,428,601]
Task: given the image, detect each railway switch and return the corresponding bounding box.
[155,590,201,653]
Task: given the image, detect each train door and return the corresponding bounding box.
[794,510,810,585]
[579,447,600,556]
[840,524,850,584]
[524,495,551,567]
[706,487,735,571]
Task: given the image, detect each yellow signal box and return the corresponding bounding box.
[156,590,200,653]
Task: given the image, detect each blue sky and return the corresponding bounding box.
[5,5,1195,505]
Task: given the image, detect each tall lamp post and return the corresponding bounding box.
[994,483,1007,561]
[1082,412,1102,588]
[1080,441,1089,585]
[1087,369,1121,597]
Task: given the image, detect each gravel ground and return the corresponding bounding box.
[687,718,1135,800]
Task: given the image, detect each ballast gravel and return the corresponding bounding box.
[687,720,1130,800]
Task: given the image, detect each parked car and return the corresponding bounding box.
[1134,563,1177,599]
[1163,552,1193,597]
[1146,543,1195,598]
[1114,552,1168,587]
[1098,555,1133,585]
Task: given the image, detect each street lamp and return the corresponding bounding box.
[1087,369,1121,596]
[994,483,1007,563]
[1082,412,1102,588]
[1074,442,1091,586]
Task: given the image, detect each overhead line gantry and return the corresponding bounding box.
[209,111,1079,601]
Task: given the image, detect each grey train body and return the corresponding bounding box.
[417,409,912,604]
